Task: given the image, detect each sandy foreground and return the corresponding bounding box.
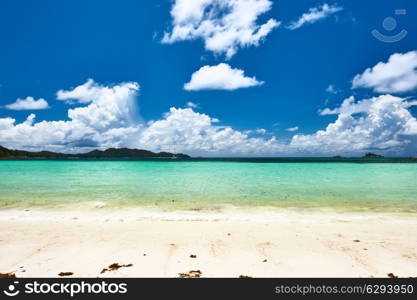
[1,206,417,278]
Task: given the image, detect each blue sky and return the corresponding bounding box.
[0,0,417,156]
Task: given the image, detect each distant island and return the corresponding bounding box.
[0,146,190,159]
[362,152,384,158]
[1,146,416,162]
[333,153,385,159]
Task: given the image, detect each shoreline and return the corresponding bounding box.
[2,199,417,214]
[2,204,417,222]
[1,206,417,277]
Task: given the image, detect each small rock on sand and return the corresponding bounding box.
[178,270,202,278]
[0,272,16,278]
[100,263,133,274]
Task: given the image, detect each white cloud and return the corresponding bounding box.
[0,80,141,152]
[5,97,49,110]
[291,95,417,155]
[184,63,263,91]
[138,108,284,156]
[186,101,199,108]
[352,51,417,93]
[325,84,338,94]
[64,81,141,130]
[162,0,280,59]
[0,80,283,156]
[286,126,299,132]
[287,3,343,30]
[244,128,267,135]
[2,81,417,157]
[56,78,140,105]
[56,79,100,104]
[137,96,417,156]
[0,117,15,130]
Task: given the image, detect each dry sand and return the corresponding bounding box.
[1,206,417,278]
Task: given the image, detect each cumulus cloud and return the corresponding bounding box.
[287,3,343,30]
[138,108,283,156]
[0,79,283,156]
[352,51,417,93]
[5,97,49,110]
[56,78,140,106]
[137,95,417,156]
[2,80,417,156]
[0,80,141,152]
[162,0,280,59]
[184,63,263,91]
[291,95,417,155]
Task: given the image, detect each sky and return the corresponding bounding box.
[0,0,416,156]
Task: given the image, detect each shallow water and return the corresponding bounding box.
[0,160,416,211]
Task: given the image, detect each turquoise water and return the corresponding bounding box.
[0,161,416,211]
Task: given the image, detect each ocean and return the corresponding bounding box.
[1,160,416,212]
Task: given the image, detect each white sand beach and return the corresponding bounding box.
[1,206,417,278]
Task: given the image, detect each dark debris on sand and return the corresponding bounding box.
[100,263,133,274]
[239,275,252,278]
[387,273,398,278]
[58,272,74,277]
[178,270,202,278]
[0,272,16,278]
